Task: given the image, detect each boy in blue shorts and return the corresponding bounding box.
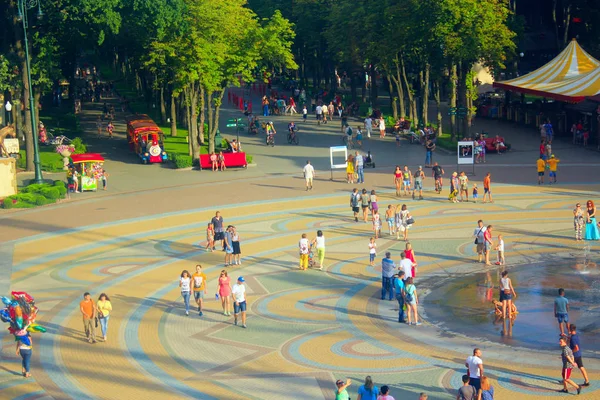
[554,288,570,336]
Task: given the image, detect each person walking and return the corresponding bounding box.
[192,265,208,316]
[473,220,487,263]
[299,233,310,270]
[559,336,582,394]
[303,160,315,191]
[537,156,546,185]
[378,116,386,138]
[402,165,412,196]
[573,203,585,241]
[465,348,484,392]
[364,115,373,138]
[450,172,459,203]
[381,252,395,301]
[457,375,477,400]
[231,226,242,265]
[483,225,493,265]
[394,270,406,323]
[80,292,97,343]
[355,151,365,184]
[585,200,600,240]
[404,277,420,325]
[377,386,395,400]
[405,242,417,278]
[368,237,377,267]
[361,189,370,222]
[385,205,395,236]
[16,335,33,377]
[413,166,425,200]
[398,204,412,241]
[394,166,403,196]
[217,270,232,315]
[357,375,379,400]
[432,162,444,193]
[350,188,361,222]
[224,226,234,266]
[372,210,381,239]
[425,139,435,167]
[554,288,570,336]
[546,154,560,184]
[399,251,414,281]
[477,376,494,400]
[211,211,225,251]
[482,173,493,203]
[312,230,325,270]
[179,270,192,316]
[96,293,112,341]
[459,171,469,202]
[346,154,355,183]
[499,270,516,319]
[568,325,591,387]
[370,190,379,219]
[232,276,248,328]
[335,379,352,400]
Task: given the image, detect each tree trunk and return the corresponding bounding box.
[386,74,398,118]
[160,86,167,123]
[562,4,571,48]
[370,63,377,105]
[422,63,430,127]
[400,55,417,128]
[34,88,41,129]
[449,62,458,140]
[434,80,443,137]
[552,0,560,50]
[189,83,199,157]
[198,86,205,147]
[391,57,406,118]
[170,92,177,137]
[207,91,214,154]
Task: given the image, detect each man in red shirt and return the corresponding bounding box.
[539,140,546,160]
[483,172,493,203]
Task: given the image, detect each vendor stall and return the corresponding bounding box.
[71,153,105,192]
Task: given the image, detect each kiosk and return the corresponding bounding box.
[71,153,105,191]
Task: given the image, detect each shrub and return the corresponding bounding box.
[71,137,87,154]
[56,185,67,197]
[173,154,193,169]
[53,180,66,188]
[2,198,14,209]
[246,155,253,164]
[40,187,60,200]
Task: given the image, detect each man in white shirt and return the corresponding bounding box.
[465,348,484,391]
[315,104,323,124]
[364,116,373,138]
[232,276,247,328]
[473,220,487,263]
[303,160,315,191]
[354,151,364,184]
[399,251,413,280]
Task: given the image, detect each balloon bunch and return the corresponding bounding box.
[0,291,46,345]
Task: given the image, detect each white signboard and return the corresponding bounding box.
[329,146,348,169]
[457,141,474,165]
[4,138,19,154]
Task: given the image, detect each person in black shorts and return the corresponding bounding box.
[431,162,444,193]
[350,188,360,222]
[569,325,590,386]
[211,211,225,251]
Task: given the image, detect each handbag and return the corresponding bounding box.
[406,217,415,225]
[474,227,483,244]
[95,317,99,328]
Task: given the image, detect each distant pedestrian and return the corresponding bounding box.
[311,230,325,270]
[79,292,96,343]
[459,171,469,202]
[355,151,365,184]
[499,270,516,319]
[299,233,310,270]
[568,325,590,387]
[16,335,33,378]
[537,156,546,184]
[494,234,505,265]
[385,205,395,235]
[357,375,378,400]
[377,385,395,400]
[399,251,413,281]
[413,166,425,200]
[573,203,585,241]
[394,270,406,323]
[211,211,224,251]
[483,225,493,265]
[100,169,109,190]
[206,223,214,252]
[232,276,248,328]
[482,173,493,203]
[381,252,395,301]
[554,288,570,336]
[585,200,600,240]
[546,154,559,184]
[405,277,420,325]
[368,237,377,267]
[402,165,412,196]
[432,162,444,193]
[361,189,370,222]
[378,116,386,138]
[303,160,315,191]
[449,172,459,203]
[397,204,412,241]
[350,188,361,222]
[346,154,355,183]
[477,376,494,400]
[472,184,478,203]
[231,226,242,265]
[96,293,112,341]
[216,270,232,316]
[335,378,352,400]
[457,374,477,400]
[559,336,582,394]
[106,121,114,138]
[179,270,192,316]
[372,210,381,239]
[394,166,403,196]
[425,139,435,166]
[224,225,234,266]
[465,348,484,391]
[192,265,207,316]
[370,190,379,217]
[302,105,307,121]
[405,242,417,278]
[473,220,487,263]
[364,116,373,138]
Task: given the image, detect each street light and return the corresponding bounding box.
[16,0,44,184]
[5,101,12,124]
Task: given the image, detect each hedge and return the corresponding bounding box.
[2,181,67,209]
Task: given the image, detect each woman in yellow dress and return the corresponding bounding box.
[346,154,355,183]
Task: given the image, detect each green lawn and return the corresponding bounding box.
[17,145,65,172]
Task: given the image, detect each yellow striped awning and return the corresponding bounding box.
[494,39,600,102]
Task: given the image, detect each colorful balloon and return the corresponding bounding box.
[27,324,46,333]
[11,291,34,303]
[0,309,12,323]
[1,297,12,306]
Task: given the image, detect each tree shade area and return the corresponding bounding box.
[2,0,600,167]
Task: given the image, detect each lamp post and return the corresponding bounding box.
[16,0,44,184]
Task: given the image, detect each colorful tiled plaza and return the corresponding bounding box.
[1,174,599,399]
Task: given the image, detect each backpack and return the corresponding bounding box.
[351,193,359,207]
[405,284,415,303]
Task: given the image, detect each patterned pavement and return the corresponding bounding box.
[1,180,600,400]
